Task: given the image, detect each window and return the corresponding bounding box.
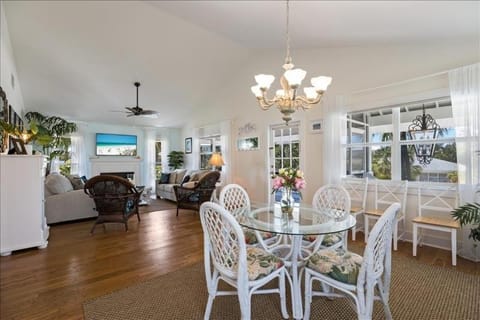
[155,141,162,179]
[199,136,222,170]
[344,97,457,183]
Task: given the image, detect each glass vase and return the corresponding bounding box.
[280,187,295,219]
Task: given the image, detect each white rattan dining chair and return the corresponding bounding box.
[304,184,351,253]
[412,183,459,266]
[364,180,408,251]
[304,202,400,320]
[341,177,368,241]
[219,183,281,248]
[199,202,289,320]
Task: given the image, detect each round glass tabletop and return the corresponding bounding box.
[238,203,356,236]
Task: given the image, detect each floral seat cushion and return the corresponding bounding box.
[307,248,363,285]
[239,247,284,281]
[302,232,343,247]
[243,228,275,245]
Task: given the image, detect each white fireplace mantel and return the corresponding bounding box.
[90,157,142,185]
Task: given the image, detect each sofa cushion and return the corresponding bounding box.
[159,173,170,184]
[168,171,177,184]
[66,174,85,190]
[45,173,74,194]
[157,184,175,193]
[175,169,187,184]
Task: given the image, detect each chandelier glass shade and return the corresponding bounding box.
[408,105,440,165]
[251,0,332,124]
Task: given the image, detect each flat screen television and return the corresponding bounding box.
[96,133,137,156]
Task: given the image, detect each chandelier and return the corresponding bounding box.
[251,0,332,124]
[408,105,440,165]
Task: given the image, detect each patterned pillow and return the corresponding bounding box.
[66,174,84,190]
[243,247,283,281]
[243,229,275,246]
[307,248,363,285]
[302,233,343,247]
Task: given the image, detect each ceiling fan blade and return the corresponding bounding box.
[126,113,136,117]
[140,110,158,115]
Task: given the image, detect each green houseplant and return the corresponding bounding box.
[167,151,184,170]
[452,202,480,242]
[1,111,77,174]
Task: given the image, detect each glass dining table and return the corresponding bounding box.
[237,202,356,320]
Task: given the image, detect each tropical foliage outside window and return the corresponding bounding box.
[345,97,458,182]
[155,141,162,179]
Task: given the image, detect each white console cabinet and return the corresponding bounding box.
[0,155,49,256]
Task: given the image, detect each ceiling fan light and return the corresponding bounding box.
[311,76,332,91]
[254,74,275,90]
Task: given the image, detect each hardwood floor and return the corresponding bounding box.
[1,199,478,319]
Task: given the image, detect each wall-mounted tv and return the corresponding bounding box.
[96,133,137,156]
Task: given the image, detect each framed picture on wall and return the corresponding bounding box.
[237,136,259,151]
[185,137,192,154]
[310,119,324,134]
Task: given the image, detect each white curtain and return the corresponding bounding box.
[220,120,231,184]
[449,63,480,262]
[70,135,87,176]
[144,129,156,192]
[323,96,347,185]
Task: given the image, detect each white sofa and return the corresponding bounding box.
[156,169,210,202]
[44,173,97,224]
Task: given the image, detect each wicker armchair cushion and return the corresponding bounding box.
[303,233,343,247]
[307,248,363,285]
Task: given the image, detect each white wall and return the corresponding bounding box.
[179,41,479,204]
[0,1,24,116]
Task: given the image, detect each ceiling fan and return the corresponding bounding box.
[123,82,159,118]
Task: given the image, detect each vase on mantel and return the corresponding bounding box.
[280,187,295,219]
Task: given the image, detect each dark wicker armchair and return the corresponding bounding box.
[173,171,220,216]
[84,175,141,233]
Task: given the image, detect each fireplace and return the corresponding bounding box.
[90,158,141,185]
[100,171,135,181]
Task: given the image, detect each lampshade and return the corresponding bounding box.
[208,153,225,167]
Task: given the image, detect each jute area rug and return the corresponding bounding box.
[83,250,479,320]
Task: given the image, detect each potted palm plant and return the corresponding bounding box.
[167,151,184,170]
[452,202,480,242]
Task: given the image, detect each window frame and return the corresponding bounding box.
[343,96,457,184]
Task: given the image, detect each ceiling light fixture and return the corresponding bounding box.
[251,0,332,124]
[408,104,440,165]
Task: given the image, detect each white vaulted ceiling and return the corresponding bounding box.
[3,1,479,127]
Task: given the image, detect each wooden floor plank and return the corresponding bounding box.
[0,200,478,319]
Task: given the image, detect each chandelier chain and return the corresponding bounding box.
[285,0,291,66]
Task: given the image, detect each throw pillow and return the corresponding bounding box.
[159,173,170,184]
[181,175,190,186]
[182,181,197,189]
[175,169,187,184]
[66,174,85,190]
[45,173,74,194]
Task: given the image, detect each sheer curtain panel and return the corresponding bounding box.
[449,63,480,262]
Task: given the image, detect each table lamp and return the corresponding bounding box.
[208,152,224,171]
